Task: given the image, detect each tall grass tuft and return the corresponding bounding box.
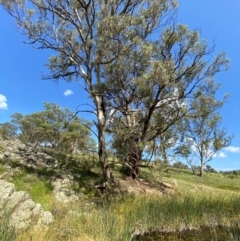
[0,212,16,241]
[14,191,240,241]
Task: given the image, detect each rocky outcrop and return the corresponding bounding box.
[0,139,80,203]
[0,179,53,230]
[0,139,58,170]
[0,138,175,204]
[52,175,80,203]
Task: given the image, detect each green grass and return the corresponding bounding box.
[15,192,240,241]
[0,211,16,241]
[140,166,240,193]
[0,165,7,174]
[0,144,5,152]
[166,170,240,192]
[6,169,54,210]
[2,156,240,241]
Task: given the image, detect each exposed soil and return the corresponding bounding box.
[117,177,175,195]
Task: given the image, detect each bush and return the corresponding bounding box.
[172,161,189,169]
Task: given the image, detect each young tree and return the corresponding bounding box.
[0,122,17,139]
[10,103,93,153]
[59,116,94,155]
[205,165,217,173]
[0,0,178,181]
[11,112,44,144]
[177,80,232,177]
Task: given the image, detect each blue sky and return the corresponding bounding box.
[0,1,240,171]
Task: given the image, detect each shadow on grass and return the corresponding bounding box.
[0,148,104,193]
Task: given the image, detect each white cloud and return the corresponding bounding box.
[64,89,73,97]
[224,146,240,153]
[218,152,226,158]
[0,94,7,109]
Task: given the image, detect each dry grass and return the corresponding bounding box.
[13,190,240,241]
[2,162,240,241]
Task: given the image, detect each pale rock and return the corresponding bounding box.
[4,151,10,157]
[17,145,26,151]
[172,179,178,186]
[0,180,54,231]
[18,199,36,211]
[38,211,54,225]
[161,182,172,189]
[32,203,43,216]
[52,177,79,203]
[0,180,15,208]
[9,209,33,230]
[6,191,30,210]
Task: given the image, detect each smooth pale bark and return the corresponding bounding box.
[95,95,111,181]
[200,162,204,177]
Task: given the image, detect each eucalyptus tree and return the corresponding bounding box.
[0,122,17,139]
[10,103,93,153]
[104,24,229,178]
[0,0,179,181]
[38,102,66,148]
[175,79,232,177]
[10,105,62,145]
[11,112,45,144]
[59,115,94,155]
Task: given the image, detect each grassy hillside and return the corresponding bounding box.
[1,156,240,241]
[141,166,240,192]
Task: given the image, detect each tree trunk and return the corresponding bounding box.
[70,138,78,155]
[98,125,111,181]
[128,148,142,179]
[129,153,140,179]
[199,161,204,177]
[95,95,111,182]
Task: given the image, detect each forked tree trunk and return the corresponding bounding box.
[128,148,142,179]
[129,153,140,179]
